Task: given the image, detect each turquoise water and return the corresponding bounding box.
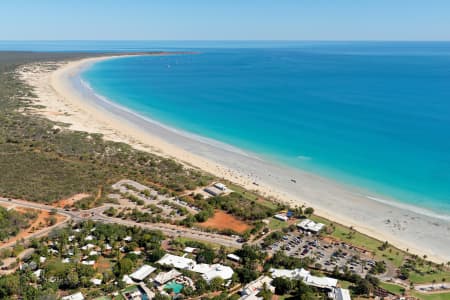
[81,42,450,213]
[164,281,184,294]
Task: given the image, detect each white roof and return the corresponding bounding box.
[89,251,99,256]
[214,183,227,190]
[104,244,112,250]
[39,256,46,263]
[157,254,234,282]
[332,288,352,300]
[183,247,196,253]
[62,258,70,263]
[227,254,241,261]
[81,243,95,250]
[240,294,262,300]
[90,278,102,285]
[81,260,95,265]
[130,264,157,281]
[242,276,275,297]
[200,264,234,282]
[192,263,212,274]
[297,219,325,233]
[274,214,288,221]
[304,275,337,290]
[157,254,196,270]
[33,269,42,278]
[270,268,310,280]
[154,269,182,285]
[84,235,94,241]
[124,236,132,242]
[270,268,337,290]
[122,275,134,285]
[61,292,84,300]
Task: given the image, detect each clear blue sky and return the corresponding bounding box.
[1,0,449,41]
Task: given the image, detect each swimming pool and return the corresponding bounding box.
[164,281,184,294]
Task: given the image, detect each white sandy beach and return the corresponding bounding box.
[18,55,450,263]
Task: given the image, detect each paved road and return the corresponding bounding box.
[0,197,242,249]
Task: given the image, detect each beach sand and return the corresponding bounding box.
[18,55,450,263]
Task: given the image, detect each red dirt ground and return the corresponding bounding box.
[0,209,66,247]
[52,193,90,208]
[198,210,251,234]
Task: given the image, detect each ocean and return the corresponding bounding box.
[4,41,448,214]
[79,42,450,214]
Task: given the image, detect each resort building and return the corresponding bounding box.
[122,275,134,285]
[274,214,289,222]
[213,182,227,191]
[240,276,275,300]
[183,246,196,253]
[269,268,337,291]
[297,219,325,233]
[157,253,196,270]
[227,253,241,262]
[61,292,85,300]
[90,278,102,285]
[157,253,234,282]
[269,268,310,280]
[304,275,337,290]
[154,269,182,285]
[199,264,234,282]
[329,288,352,300]
[130,264,157,281]
[204,187,223,196]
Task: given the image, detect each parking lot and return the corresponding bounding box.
[262,229,375,277]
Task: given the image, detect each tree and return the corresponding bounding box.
[113,258,133,277]
[195,277,208,294]
[209,277,225,291]
[353,278,374,296]
[196,247,216,264]
[65,272,79,289]
[154,293,170,300]
[257,282,274,300]
[236,268,259,284]
[304,207,314,216]
[272,277,292,295]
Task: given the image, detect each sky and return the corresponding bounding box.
[1,0,449,41]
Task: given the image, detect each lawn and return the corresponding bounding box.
[268,218,290,230]
[408,269,450,284]
[379,282,405,295]
[411,291,450,300]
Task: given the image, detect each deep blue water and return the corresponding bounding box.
[3,41,448,213]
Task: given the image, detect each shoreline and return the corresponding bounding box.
[19,54,450,263]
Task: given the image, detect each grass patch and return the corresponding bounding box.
[268,218,290,230]
[379,282,405,295]
[408,269,450,284]
[411,291,450,300]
